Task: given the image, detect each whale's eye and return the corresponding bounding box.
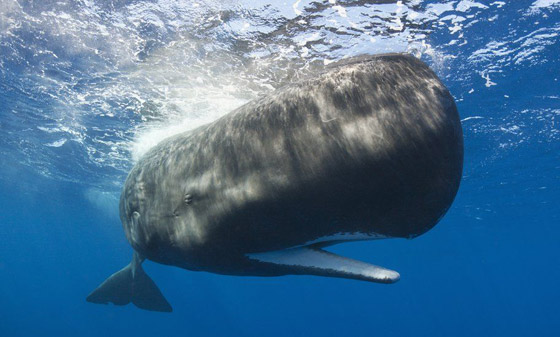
[184,194,193,205]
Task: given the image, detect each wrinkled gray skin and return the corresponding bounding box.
[121,53,463,278]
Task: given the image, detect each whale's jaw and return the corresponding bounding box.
[247,245,400,284]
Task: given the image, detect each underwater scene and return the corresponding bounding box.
[0,1,559,336]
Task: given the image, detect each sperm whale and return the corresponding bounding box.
[87,53,463,312]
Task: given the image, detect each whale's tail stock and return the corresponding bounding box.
[86,252,172,312]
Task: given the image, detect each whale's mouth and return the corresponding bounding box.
[247,245,400,284]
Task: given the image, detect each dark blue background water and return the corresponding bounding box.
[1,1,559,336]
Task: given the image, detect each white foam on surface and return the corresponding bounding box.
[45,139,67,147]
[456,1,489,12]
[531,0,560,9]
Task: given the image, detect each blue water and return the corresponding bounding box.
[1,1,559,336]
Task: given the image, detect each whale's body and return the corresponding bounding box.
[87,53,463,312]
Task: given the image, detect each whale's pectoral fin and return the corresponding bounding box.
[247,246,400,284]
[86,252,172,312]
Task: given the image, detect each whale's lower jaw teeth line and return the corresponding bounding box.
[246,246,400,284]
[300,231,389,246]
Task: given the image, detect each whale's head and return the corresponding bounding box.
[118,161,190,262]
[118,150,217,265]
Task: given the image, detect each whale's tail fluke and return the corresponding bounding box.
[86,252,172,312]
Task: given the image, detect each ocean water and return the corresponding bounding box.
[0,0,559,336]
